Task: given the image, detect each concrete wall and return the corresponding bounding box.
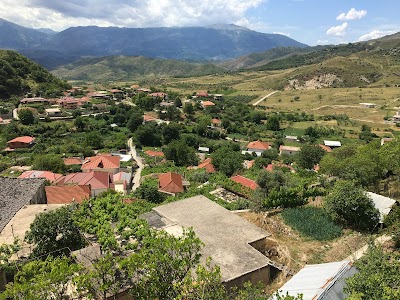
[224,265,270,290]
[30,180,46,204]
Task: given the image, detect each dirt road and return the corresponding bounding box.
[253,91,279,106]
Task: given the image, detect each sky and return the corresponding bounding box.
[0,0,399,46]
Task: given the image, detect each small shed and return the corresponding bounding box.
[198,146,210,153]
[324,140,342,148]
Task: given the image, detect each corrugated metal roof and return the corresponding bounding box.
[367,192,397,223]
[274,260,356,300]
[324,140,342,147]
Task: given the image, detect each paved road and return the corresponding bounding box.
[128,138,144,191]
[253,91,279,106]
[13,108,19,120]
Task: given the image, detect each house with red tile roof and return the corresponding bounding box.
[45,185,90,204]
[63,157,83,165]
[319,144,332,153]
[158,172,185,195]
[143,114,157,123]
[230,175,259,190]
[81,155,120,174]
[196,91,209,98]
[6,136,35,150]
[144,150,165,157]
[211,118,222,127]
[149,92,167,100]
[56,171,113,197]
[264,163,295,173]
[112,171,132,195]
[18,170,63,183]
[244,141,271,156]
[197,158,216,173]
[201,101,215,109]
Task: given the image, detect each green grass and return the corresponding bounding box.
[281,207,342,241]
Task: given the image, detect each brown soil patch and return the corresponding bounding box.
[237,211,369,292]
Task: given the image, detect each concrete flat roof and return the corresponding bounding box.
[0,204,64,258]
[148,195,271,282]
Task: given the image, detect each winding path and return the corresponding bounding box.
[128,138,144,191]
[253,91,279,106]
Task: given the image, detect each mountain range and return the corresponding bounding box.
[0,18,307,69]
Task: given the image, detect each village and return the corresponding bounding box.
[0,80,400,299]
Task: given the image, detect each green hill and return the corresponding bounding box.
[0,50,70,100]
[52,55,227,81]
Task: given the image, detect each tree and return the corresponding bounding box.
[125,229,203,300]
[296,144,325,169]
[183,102,194,115]
[74,116,85,131]
[162,122,181,144]
[0,256,81,300]
[75,251,123,300]
[135,123,162,147]
[211,147,243,177]
[134,181,166,203]
[324,180,380,231]
[25,205,87,257]
[163,139,198,166]
[266,115,280,131]
[32,154,66,173]
[127,110,143,132]
[18,108,34,125]
[345,244,400,299]
[85,131,104,149]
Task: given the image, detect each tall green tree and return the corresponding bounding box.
[211,147,243,177]
[18,108,35,125]
[127,110,143,132]
[32,154,66,173]
[345,244,400,299]
[324,180,380,231]
[0,256,81,300]
[266,115,280,131]
[296,144,325,169]
[163,139,198,166]
[25,205,87,257]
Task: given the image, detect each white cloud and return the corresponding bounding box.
[326,22,348,37]
[336,8,367,21]
[358,30,396,41]
[0,0,265,31]
[273,31,290,37]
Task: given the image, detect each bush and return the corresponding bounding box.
[282,207,342,241]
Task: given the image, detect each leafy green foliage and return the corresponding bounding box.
[345,245,400,299]
[134,179,166,203]
[17,108,35,125]
[296,144,325,169]
[25,205,87,258]
[211,147,243,177]
[127,110,144,132]
[324,180,380,231]
[0,50,70,99]
[320,143,385,187]
[32,154,66,173]
[73,193,154,251]
[0,256,81,300]
[135,123,162,147]
[282,207,342,241]
[163,139,198,167]
[266,115,280,131]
